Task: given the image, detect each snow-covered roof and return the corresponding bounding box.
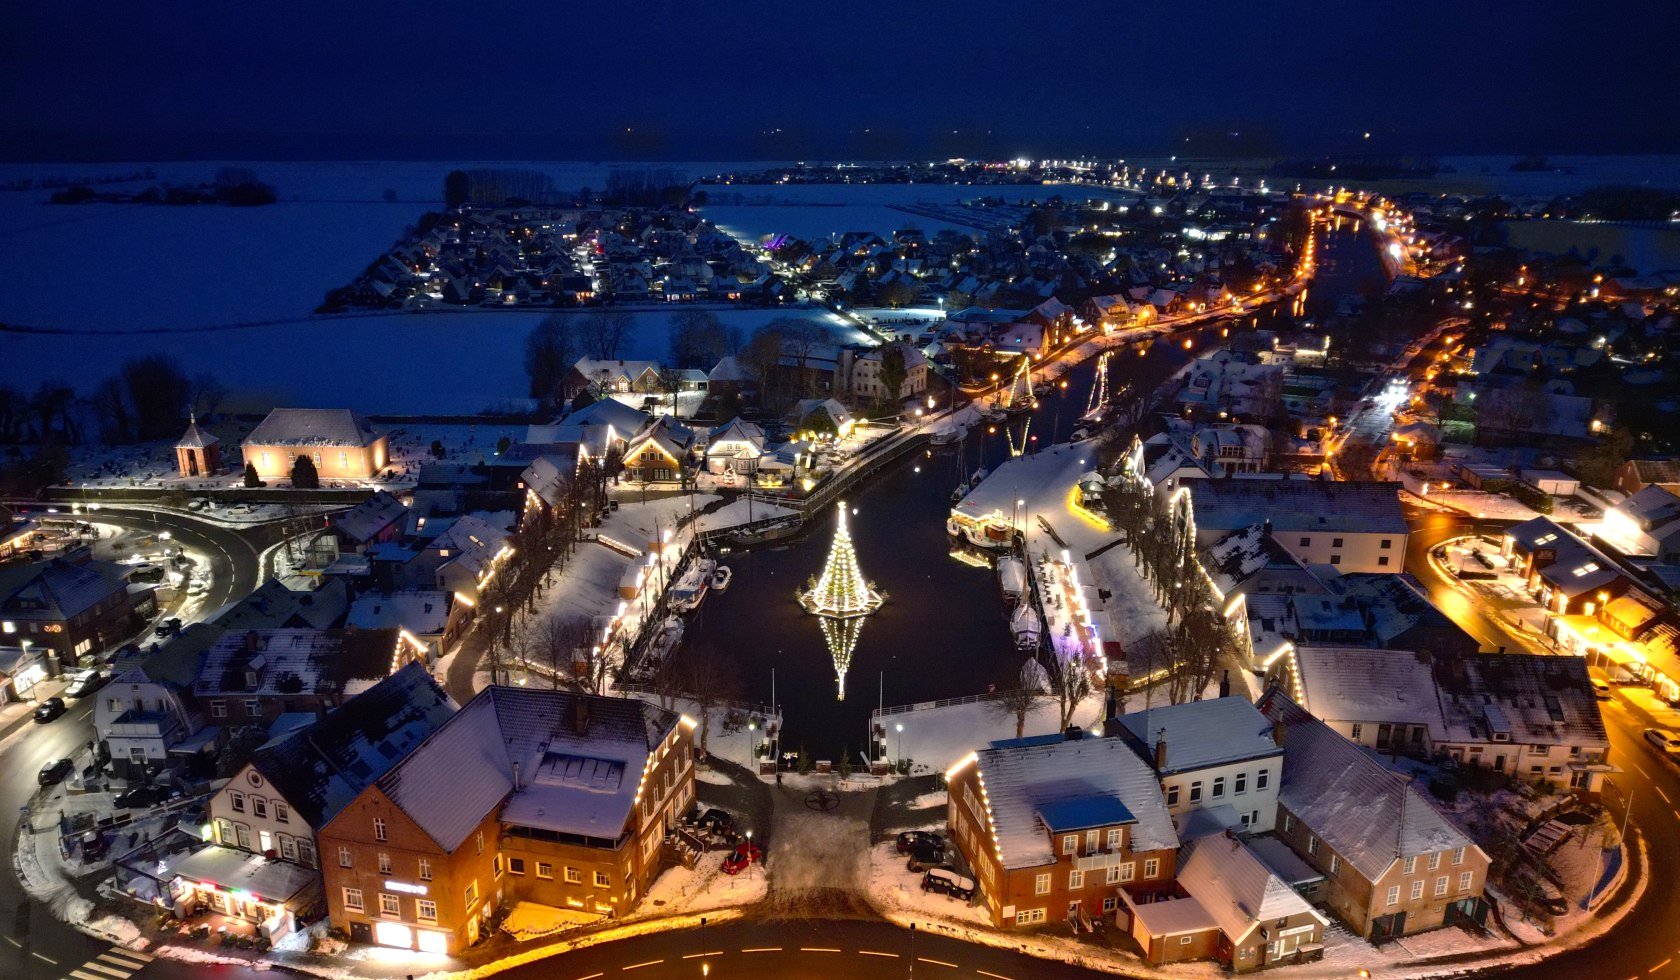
[1118,697,1283,777]
[176,418,219,449]
[1187,481,1408,536]
[1290,646,1442,730]
[1258,692,1476,881]
[372,686,680,852]
[563,398,649,436]
[0,557,129,621]
[245,408,379,448]
[1126,894,1220,937]
[246,661,455,829]
[570,358,659,384]
[709,356,751,383]
[331,490,407,544]
[1176,833,1327,946]
[1433,653,1608,748]
[975,734,1176,870]
[347,590,450,635]
[520,455,575,508]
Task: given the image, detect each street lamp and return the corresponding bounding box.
[895,723,903,767]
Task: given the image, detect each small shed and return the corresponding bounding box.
[1522,469,1580,497]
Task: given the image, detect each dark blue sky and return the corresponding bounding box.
[4,0,1676,161]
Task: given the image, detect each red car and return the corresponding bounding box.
[721,842,762,875]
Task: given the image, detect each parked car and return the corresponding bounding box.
[921,867,977,901]
[65,670,109,698]
[896,830,947,855]
[33,697,67,723]
[38,758,74,786]
[129,563,166,584]
[113,785,176,810]
[721,841,762,875]
[1592,679,1613,701]
[1643,728,1680,755]
[695,808,735,837]
[153,618,183,638]
[904,840,946,872]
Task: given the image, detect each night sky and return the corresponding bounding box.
[4,0,1676,161]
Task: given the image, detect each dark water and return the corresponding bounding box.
[683,224,1386,757]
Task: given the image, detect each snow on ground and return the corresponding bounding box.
[877,689,1107,774]
[633,848,767,921]
[1086,541,1172,651]
[864,840,990,927]
[690,498,796,533]
[1426,489,1541,521]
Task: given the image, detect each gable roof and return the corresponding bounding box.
[1118,697,1283,776]
[1258,691,1476,880]
[245,409,379,448]
[1432,653,1608,748]
[0,557,128,621]
[1176,833,1328,945]
[1289,646,1443,729]
[247,662,456,828]
[372,686,681,852]
[974,734,1176,870]
[1188,481,1409,536]
[331,491,408,544]
[563,398,649,436]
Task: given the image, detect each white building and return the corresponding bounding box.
[1117,697,1284,833]
[1187,481,1410,574]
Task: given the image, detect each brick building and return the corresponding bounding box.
[242,408,389,482]
[318,687,693,954]
[946,730,1179,929]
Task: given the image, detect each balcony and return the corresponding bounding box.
[105,709,185,742]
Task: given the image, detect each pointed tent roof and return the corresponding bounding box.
[176,415,219,450]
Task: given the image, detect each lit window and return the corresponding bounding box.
[1034,873,1051,895]
[374,817,388,842]
[418,859,432,881]
[1143,859,1159,878]
[594,871,610,887]
[565,867,582,884]
[378,853,392,874]
[343,887,364,912]
[379,893,400,918]
[338,847,352,868]
[1068,870,1084,889]
[417,899,438,923]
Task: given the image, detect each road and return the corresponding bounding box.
[1403,508,1539,655]
[0,505,276,980]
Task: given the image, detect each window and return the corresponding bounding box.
[1120,862,1136,882]
[1062,834,1078,856]
[378,852,392,874]
[1143,859,1160,878]
[1330,855,1340,874]
[274,803,289,824]
[210,700,227,719]
[379,893,400,918]
[493,855,504,879]
[1378,556,1390,567]
[1452,847,1465,865]
[1351,724,1363,740]
[1428,852,1442,870]
[1411,880,1424,900]
[465,880,478,907]
[1330,555,1342,566]
[1015,908,1047,925]
[252,798,268,819]
[1234,772,1247,795]
[418,858,432,881]
[1106,829,1122,851]
[1257,769,1269,790]
[536,862,554,879]
[1459,872,1473,892]
[1102,897,1118,913]
[298,840,317,869]
[1166,785,1181,806]
[417,899,437,923]
[244,699,262,718]
[509,857,526,876]
[1106,866,1122,884]
[1386,885,1399,906]
[279,836,297,861]
[1034,873,1051,895]
[565,867,582,884]
[1179,936,1193,945]
[1307,836,1319,855]
[1299,537,1311,547]
[1403,856,1416,874]
[1282,813,1292,833]
[1381,538,1393,549]
[235,823,251,850]
[1189,781,1203,803]
[594,871,610,888]
[1068,870,1085,890]
[1085,830,1099,852]
[373,817,387,842]
[343,888,364,912]
[1332,537,1344,548]
[338,846,353,868]
[1435,876,1449,897]
[230,791,245,813]
[475,831,485,855]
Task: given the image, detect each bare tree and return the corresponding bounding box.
[1048,656,1092,731]
[988,675,1045,739]
[680,642,743,763]
[580,308,635,359]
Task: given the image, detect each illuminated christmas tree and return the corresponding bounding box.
[797,501,883,618]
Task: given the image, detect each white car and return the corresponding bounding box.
[1643,729,1680,755]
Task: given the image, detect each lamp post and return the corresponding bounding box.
[895,722,903,769]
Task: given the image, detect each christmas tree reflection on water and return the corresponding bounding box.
[797,501,884,701]
[816,612,863,701]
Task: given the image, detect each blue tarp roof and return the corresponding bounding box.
[1036,796,1135,832]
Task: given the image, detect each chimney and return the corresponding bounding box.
[1218,670,1230,698]
[1064,725,1083,742]
[512,761,522,792]
[1154,730,1168,772]
[572,696,590,737]
[1103,684,1119,733]
[1271,721,1287,746]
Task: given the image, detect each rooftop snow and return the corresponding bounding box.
[244,408,379,448]
[1187,481,1408,535]
[1118,697,1282,777]
[1176,833,1326,945]
[1291,646,1444,729]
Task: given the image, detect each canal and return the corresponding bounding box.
[681,221,1389,761]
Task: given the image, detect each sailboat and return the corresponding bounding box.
[1002,359,1035,417]
[1080,351,1111,425]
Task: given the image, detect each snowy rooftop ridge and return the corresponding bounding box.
[975,732,1176,870]
[1258,691,1476,881]
[1290,646,1444,730]
[244,408,379,448]
[1176,832,1328,946]
[1187,480,1409,535]
[1117,696,1283,777]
